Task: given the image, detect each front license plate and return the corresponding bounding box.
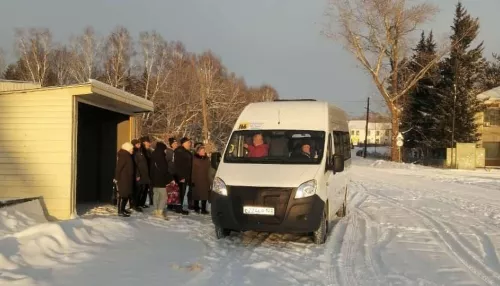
[243,206,275,216]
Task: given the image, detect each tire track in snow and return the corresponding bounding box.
[326,218,348,286]
[201,231,271,286]
[357,168,500,231]
[356,180,500,286]
[325,190,367,286]
[327,188,388,286]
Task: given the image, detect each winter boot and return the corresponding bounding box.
[118,198,130,217]
[201,201,209,215]
[175,205,189,215]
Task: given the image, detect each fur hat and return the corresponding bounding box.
[121,142,134,152]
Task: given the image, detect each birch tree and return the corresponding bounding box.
[102,26,134,89]
[14,28,53,85]
[69,27,101,83]
[50,44,73,85]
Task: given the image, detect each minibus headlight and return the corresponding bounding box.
[212,177,228,196]
[295,180,317,199]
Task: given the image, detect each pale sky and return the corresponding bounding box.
[0,0,498,116]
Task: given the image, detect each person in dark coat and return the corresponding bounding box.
[140,136,154,206]
[191,143,211,214]
[165,137,178,175]
[165,137,179,211]
[132,139,151,211]
[174,137,193,214]
[114,142,135,217]
[150,142,175,220]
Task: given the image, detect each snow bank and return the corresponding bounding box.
[0,217,135,285]
[370,159,420,170]
[0,198,48,237]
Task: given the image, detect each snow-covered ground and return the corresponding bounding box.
[2,158,500,285]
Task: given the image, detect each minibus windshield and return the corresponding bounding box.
[223,130,325,164]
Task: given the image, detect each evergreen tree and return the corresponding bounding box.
[480,53,500,91]
[402,31,441,153]
[437,1,485,147]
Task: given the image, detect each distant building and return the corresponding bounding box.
[348,120,392,146]
[477,86,500,166]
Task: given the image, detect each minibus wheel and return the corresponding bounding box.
[336,186,348,217]
[312,207,327,245]
[215,224,231,239]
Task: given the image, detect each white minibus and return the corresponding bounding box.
[210,99,351,244]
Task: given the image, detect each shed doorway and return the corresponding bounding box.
[76,102,130,215]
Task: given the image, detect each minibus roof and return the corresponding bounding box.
[234,100,348,131]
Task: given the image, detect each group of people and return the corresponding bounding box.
[114,135,215,219]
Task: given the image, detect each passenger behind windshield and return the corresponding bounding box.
[291,141,312,159]
[243,133,269,158]
[224,130,325,165]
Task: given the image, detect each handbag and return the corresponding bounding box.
[166,182,180,205]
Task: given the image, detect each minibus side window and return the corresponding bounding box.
[326,133,333,171]
[343,132,351,159]
[333,132,342,156]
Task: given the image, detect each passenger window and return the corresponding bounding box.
[343,132,351,159]
[326,134,333,167]
[333,132,342,156]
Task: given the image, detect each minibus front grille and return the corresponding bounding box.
[227,186,293,225]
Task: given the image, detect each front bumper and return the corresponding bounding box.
[210,186,325,233]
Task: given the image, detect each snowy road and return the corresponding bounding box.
[1,159,500,285]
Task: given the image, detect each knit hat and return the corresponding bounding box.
[168,138,177,146]
[121,142,134,152]
[180,137,191,145]
[131,139,140,146]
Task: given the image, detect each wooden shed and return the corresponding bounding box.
[0,79,153,219]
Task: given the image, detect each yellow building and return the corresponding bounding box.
[0,79,153,219]
[477,86,500,167]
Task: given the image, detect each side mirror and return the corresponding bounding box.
[211,152,222,170]
[333,154,344,173]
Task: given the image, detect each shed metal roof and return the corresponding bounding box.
[0,79,154,114]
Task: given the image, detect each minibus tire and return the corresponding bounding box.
[312,208,327,245]
[215,224,230,239]
[336,187,348,217]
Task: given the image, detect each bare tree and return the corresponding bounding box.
[194,52,225,144]
[102,26,134,89]
[50,44,73,85]
[14,28,53,85]
[69,27,101,83]
[324,0,445,161]
[0,48,5,77]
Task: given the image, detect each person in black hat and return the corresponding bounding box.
[139,135,154,206]
[291,140,313,159]
[131,138,151,212]
[173,137,193,215]
[166,138,178,174]
[132,139,141,149]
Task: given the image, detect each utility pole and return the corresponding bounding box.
[451,83,457,168]
[363,97,370,158]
